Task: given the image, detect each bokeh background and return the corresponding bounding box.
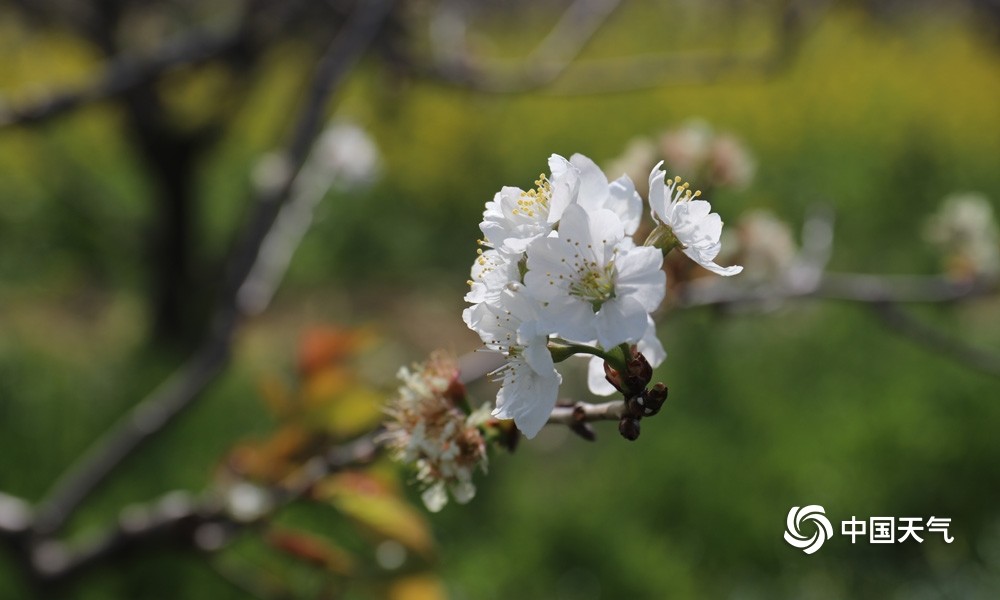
[1,0,999,598]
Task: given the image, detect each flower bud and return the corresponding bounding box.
[622,347,653,397]
[603,361,624,394]
[618,416,641,441]
[641,383,669,417]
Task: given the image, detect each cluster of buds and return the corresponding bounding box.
[601,346,669,441]
[382,352,490,512]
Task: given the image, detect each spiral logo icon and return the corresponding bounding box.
[784,505,833,554]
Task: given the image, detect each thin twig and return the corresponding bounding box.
[412,0,828,95]
[547,401,625,425]
[871,302,1000,379]
[679,271,998,308]
[421,0,622,93]
[31,0,397,538]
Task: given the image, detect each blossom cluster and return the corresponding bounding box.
[463,154,741,439]
[606,120,756,196]
[382,351,490,512]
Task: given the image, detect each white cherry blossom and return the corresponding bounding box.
[479,156,579,256]
[524,204,665,349]
[550,153,643,235]
[464,248,519,307]
[648,162,743,276]
[469,287,562,439]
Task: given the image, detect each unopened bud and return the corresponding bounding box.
[622,347,653,396]
[604,361,624,394]
[618,416,641,441]
[642,383,669,417]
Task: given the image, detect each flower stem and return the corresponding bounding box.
[643,223,682,256]
[548,341,612,364]
[548,340,629,373]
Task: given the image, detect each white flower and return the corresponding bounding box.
[479,156,579,255]
[383,352,488,512]
[708,134,755,190]
[550,153,644,235]
[725,209,797,283]
[525,204,666,349]
[313,122,380,187]
[924,192,1000,278]
[659,120,712,180]
[471,287,562,439]
[586,315,666,396]
[648,162,743,276]
[464,248,520,307]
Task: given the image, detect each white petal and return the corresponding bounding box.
[647,161,668,223]
[615,246,666,312]
[554,204,592,249]
[681,247,744,276]
[587,355,617,396]
[637,316,666,367]
[569,153,610,213]
[607,175,643,235]
[421,482,448,512]
[493,364,561,439]
[548,153,573,180]
[450,481,476,504]
[586,208,626,262]
[541,297,601,344]
[521,332,556,374]
[594,296,649,349]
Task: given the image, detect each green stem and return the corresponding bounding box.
[616,343,632,365]
[548,341,612,364]
[548,340,629,373]
[643,223,683,256]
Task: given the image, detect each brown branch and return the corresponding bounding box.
[409,0,828,95]
[415,0,623,93]
[547,400,625,425]
[30,0,397,539]
[30,431,383,583]
[674,206,1000,378]
[678,208,998,308]
[871,302,1000,379]
[680,272,999,308]
[0,28,244,129]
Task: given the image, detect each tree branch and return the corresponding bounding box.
[547,400,625,425]
[871,302,1000,379]
[408,0,828,95]
[30,430,383,583]
[30,0,397,538]
[0,28,243,129]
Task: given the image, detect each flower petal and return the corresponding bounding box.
[587,355,617,396]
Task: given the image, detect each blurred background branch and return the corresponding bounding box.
[30,0,397,540]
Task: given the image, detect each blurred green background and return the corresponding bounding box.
[1,1,999,598]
